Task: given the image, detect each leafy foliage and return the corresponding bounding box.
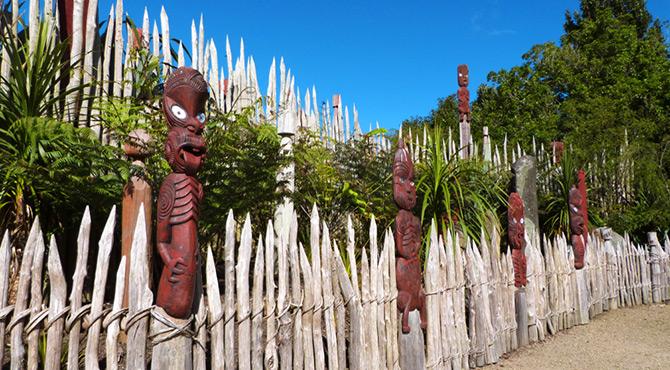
[415,125,508,244]
[0,19,85,128]
[0,117,128,242]
[96,46,288,246]
[0,18,126,244]
[471,0,670,238]
[292,131,394,247]
[199,106,288,245]
[539,151,579,237]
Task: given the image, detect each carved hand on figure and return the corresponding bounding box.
[167,256,187,283]
[158,242,186,283]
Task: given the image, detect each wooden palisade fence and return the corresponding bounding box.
[0,0,391,151]
[2,1,633,196]
[0,201,669,369]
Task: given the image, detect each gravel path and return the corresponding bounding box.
[487,304,670,370]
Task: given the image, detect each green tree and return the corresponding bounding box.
[472,0,670,237]
[0,19,127,245]
[292,131,395,248]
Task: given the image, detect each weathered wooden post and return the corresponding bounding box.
[648,232,663,303]
[602,228,619,310]
[393,139,427,369]
[512,155,540,342]
[483,126,492,163]
[122,129,152,307]
[275,83,296,241]
[457,64,471,159]
[151,67,209,369]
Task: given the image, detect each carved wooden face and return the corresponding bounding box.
[393,140,416,210]
[162,67,209,134]
[569,186,584,235]
[508,192,525,250]
[457,64,469,87]
[164,127,207,176]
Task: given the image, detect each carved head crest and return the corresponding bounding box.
[508,192,525,250]
[569,186,584,235]
[393,138,416,210]
[163,67,209,133]
[457,64,469,87]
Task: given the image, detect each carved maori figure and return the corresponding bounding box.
[569,186,586,270]
[508,192,527,287]
[577,169,589,241]
[393,139,427,333]
[156,67,208,318]
[457,64,470,122]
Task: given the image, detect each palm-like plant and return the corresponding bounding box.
[0,17,125,243]
[0,18,86,128]
[539,150,578,237]
[416,125,508,245]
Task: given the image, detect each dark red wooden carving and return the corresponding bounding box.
[577,169,588,241]
[457,64,470,122]
[393,139,427,334]
[156,67,208,318]
[569,186,586,269]
[508,192,527,287]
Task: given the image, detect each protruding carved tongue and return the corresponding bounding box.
[182,148,202,173]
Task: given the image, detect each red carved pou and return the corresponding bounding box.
[457,64,470,122]
[577,169,588,241]
[393,139,427,334]
[569,186,586,270]
[156,67,208,318]
[508,192,527,287]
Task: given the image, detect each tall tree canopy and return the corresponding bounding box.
[470,0,670,235]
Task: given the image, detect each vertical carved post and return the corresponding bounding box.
[569,185,590,324]
[577,169,589,241]
[569,186,586,270]
[275,88,296,242]
[457,64,471,159]
[394,139,427,368]
[511,156,540,344]
[508,193,527,289]
[122,129,152,307]
[152,67,209,369]
[508,192,529,347]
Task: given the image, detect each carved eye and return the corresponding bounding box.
[571,206,579,212]
[196,112,206,123]
[520,218,524,224]
[170,105,187,120]
[458,73,463,77]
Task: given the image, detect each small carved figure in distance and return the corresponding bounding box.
[457,64,470,122]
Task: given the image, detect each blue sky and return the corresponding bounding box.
[98,0,670,131]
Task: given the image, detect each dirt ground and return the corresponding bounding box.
[487,304,670,370]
